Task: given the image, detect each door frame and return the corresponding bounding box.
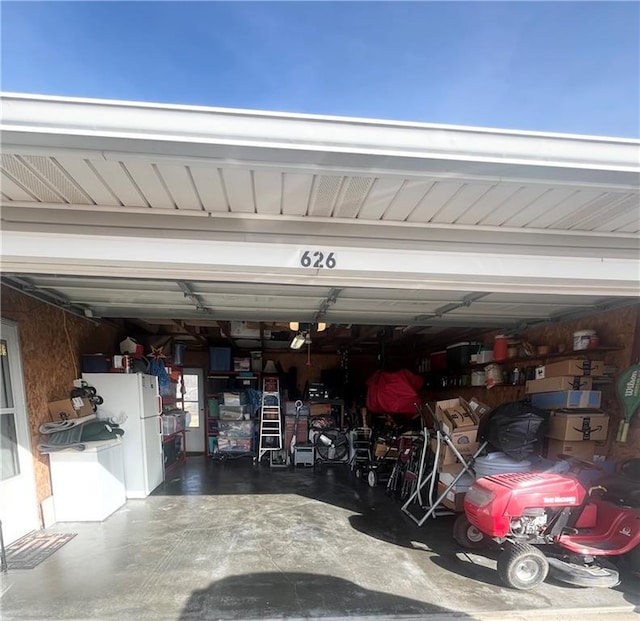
[0,319,39,543]
[183,367,205,454]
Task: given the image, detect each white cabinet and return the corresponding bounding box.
[49,439,126,522]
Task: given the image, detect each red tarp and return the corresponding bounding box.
[366,369,424,416]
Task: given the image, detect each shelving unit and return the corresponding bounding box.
[469,346,622,370]
[423,346,621,392]
[206,371,260,457]
[161,365,186,471]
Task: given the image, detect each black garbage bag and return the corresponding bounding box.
[483,401,549,461]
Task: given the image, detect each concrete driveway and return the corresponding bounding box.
[1,458,638,620]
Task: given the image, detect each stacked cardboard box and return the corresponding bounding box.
[543,410,610,461]
[437,466,475,512]
[525,358,608,461]
[432,398,484,469]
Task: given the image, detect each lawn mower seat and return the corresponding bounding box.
[600,458,640,508]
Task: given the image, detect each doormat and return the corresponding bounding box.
[4,531,76,569]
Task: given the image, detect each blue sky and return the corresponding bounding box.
[2,2,638,137]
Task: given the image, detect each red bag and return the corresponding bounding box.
[366,369,424,416]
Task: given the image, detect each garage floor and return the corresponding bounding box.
[1,456,638,621]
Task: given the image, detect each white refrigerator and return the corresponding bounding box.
[82,373,164,499]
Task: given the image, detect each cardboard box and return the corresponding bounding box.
[374,442,399,459]
[594,441,608,462]
[546,411,609,442]
[437,481,466,512]
[526,376,593,394]
[545,439,595,461]
[531,390,602,410]
[309,403,332,417]
[431,439,480,469]
[467,397,492,420]
[540,359,604,378]
[48,397,93,422]
[435,398,479,447]
[438,470,475,512]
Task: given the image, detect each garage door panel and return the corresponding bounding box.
[333,299,443,314]
[195,282,332,298]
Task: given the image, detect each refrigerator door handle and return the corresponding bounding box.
[157,395,162,415]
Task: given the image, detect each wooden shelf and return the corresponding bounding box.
[208,371,258,377]
[163,429,186,470]
[468,346,622,369]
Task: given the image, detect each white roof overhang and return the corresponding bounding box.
[1,93,638,331]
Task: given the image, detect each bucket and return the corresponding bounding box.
[474,452,532,480]
[573,330,596,351]
[493,335,508,362]
[471,371,486,386]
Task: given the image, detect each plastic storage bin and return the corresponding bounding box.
[446,342,482,370]
[430,351,447,372]
[474,452,533,480]
[209,347,231,371]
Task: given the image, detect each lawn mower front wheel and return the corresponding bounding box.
[453,514,491,549]
[497,542,549,590]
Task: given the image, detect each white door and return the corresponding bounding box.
[142,416,163,494]
[182,369,205,453]
[139,374,161,419]
[0,321,39,544]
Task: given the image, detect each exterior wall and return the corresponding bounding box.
[0,285,121,513]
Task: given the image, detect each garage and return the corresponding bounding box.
[1,93,639,619]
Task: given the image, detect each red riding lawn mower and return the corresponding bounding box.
[454,457,640,590]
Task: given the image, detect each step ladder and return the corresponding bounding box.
[257,376,283,463]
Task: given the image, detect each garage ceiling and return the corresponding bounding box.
[3,273,634,354]
[1,93,639,352]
